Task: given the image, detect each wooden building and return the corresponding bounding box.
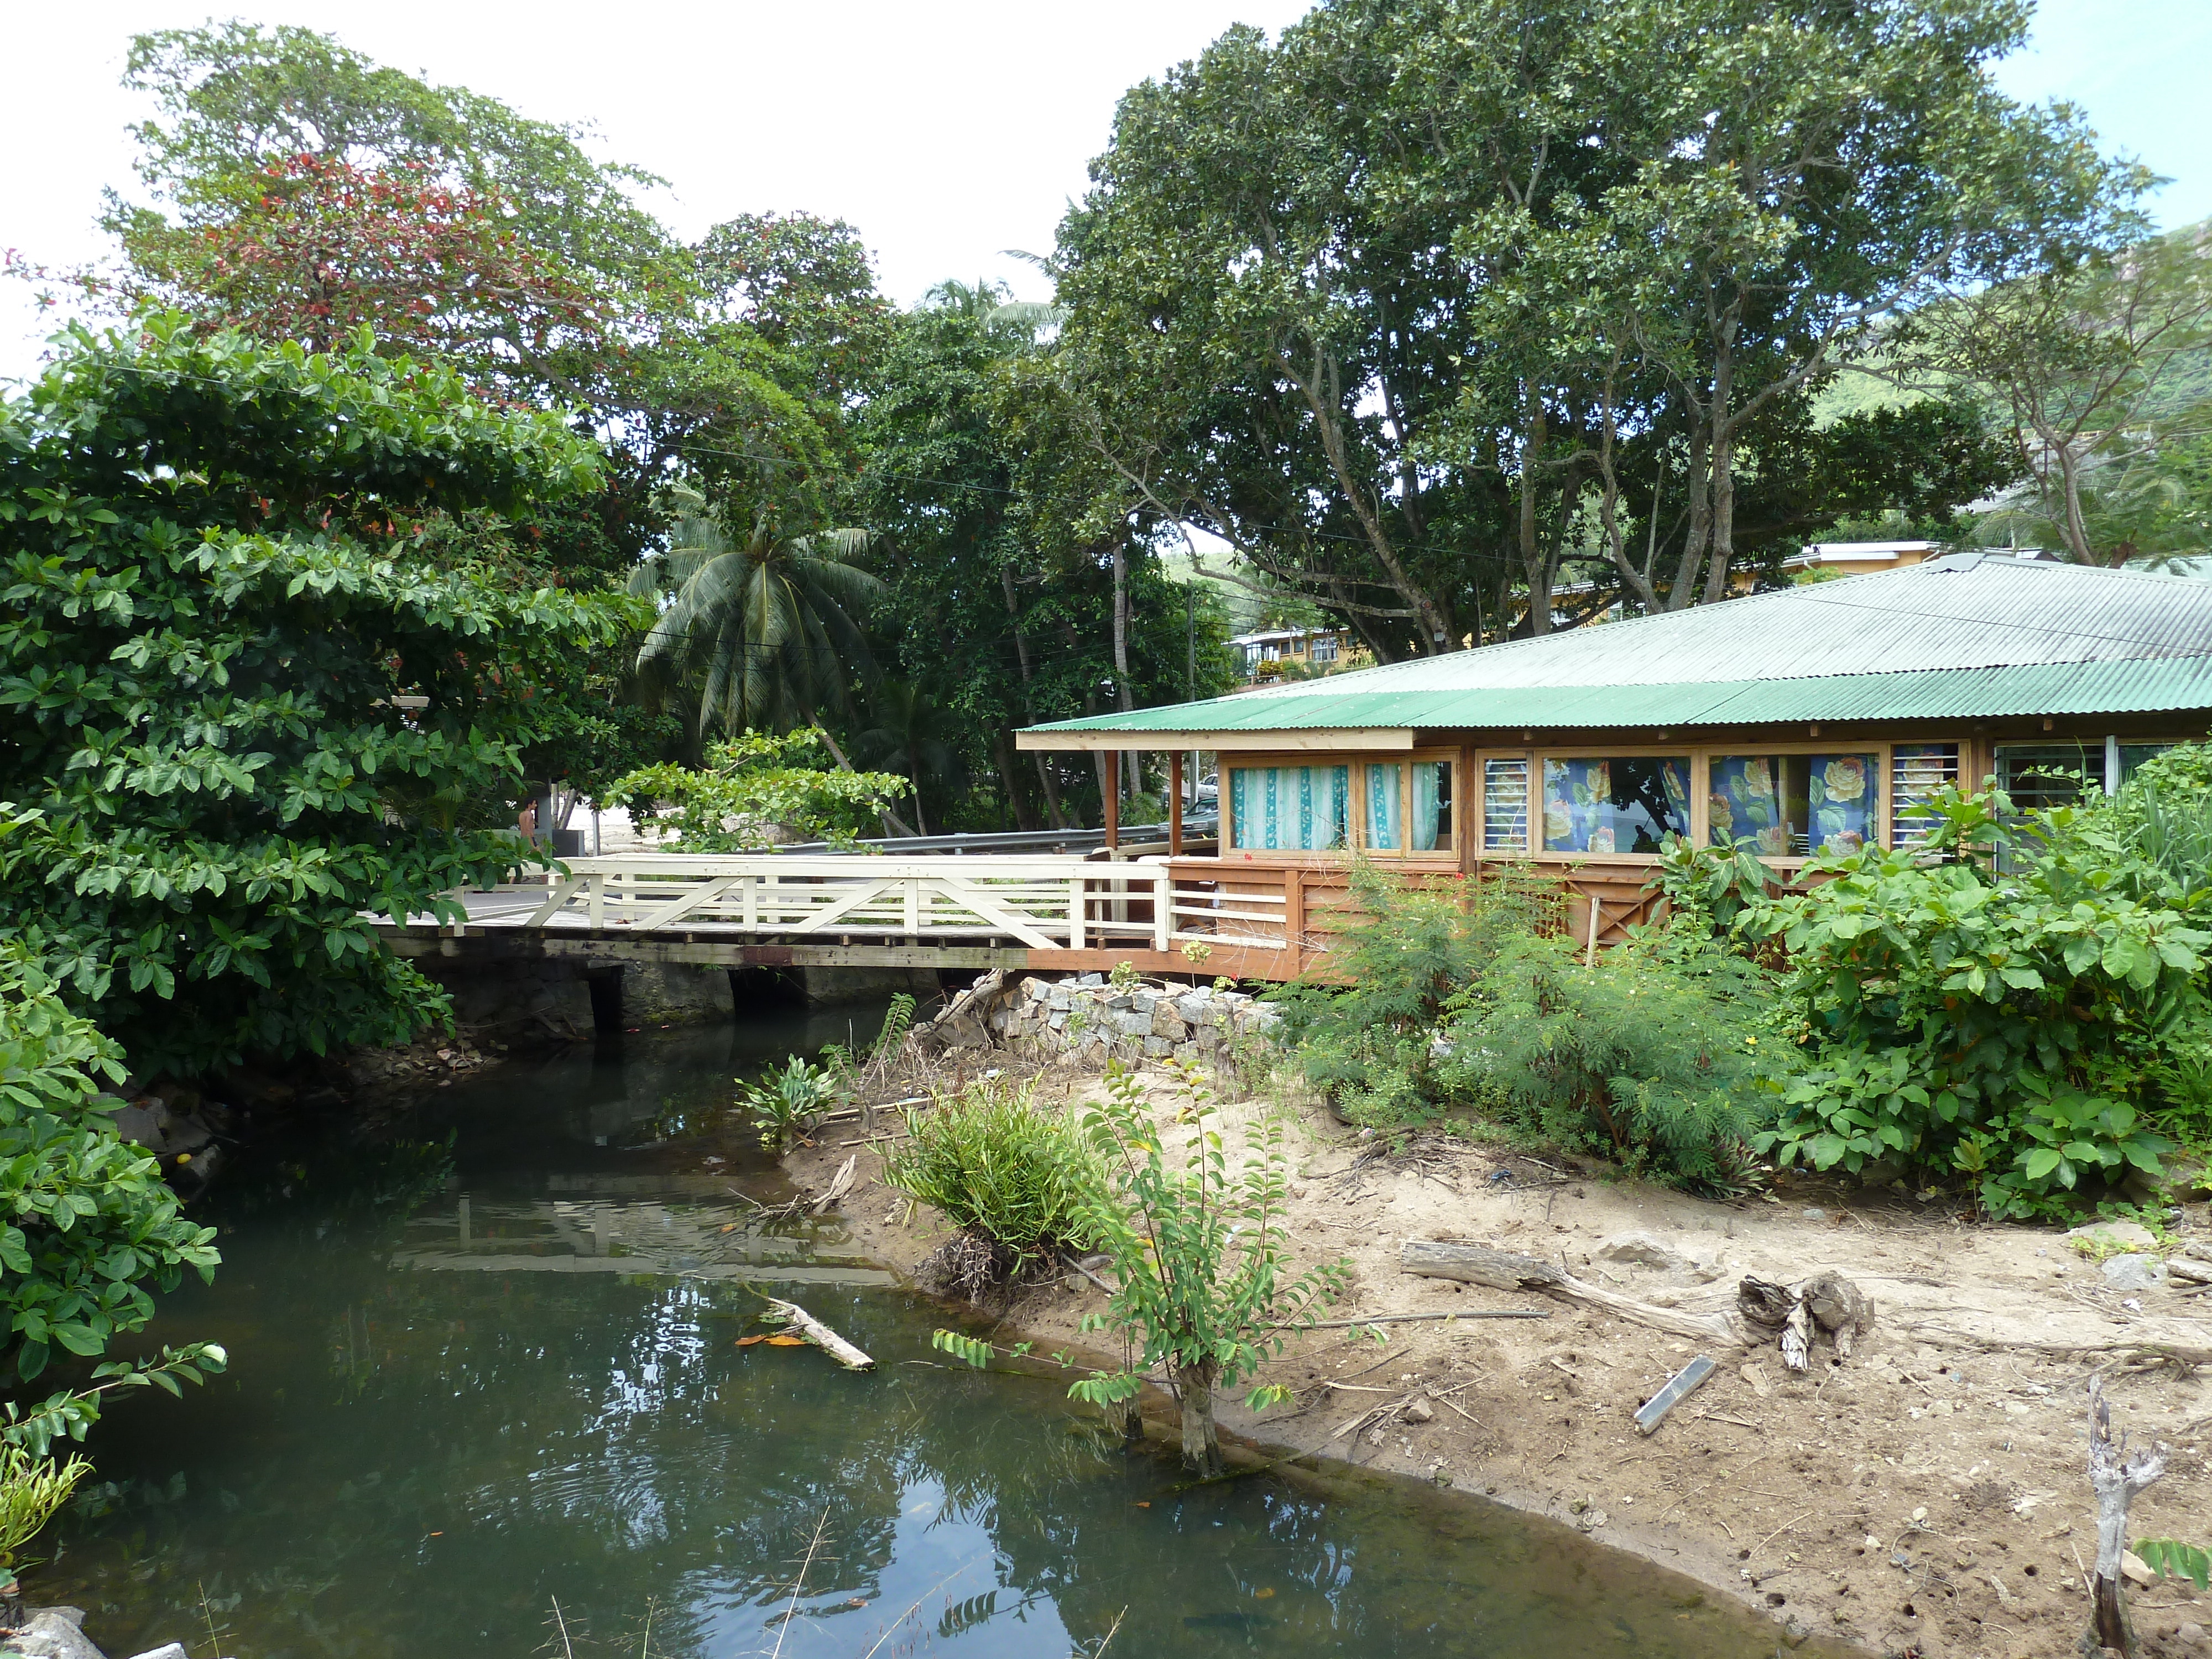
[1016,552,2212,971]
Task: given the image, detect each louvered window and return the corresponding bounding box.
[1891,745,1959,848]
[1482,757,1530,853]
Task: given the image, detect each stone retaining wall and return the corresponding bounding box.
[979,974,1284,1072]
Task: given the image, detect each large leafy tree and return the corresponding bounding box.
[857,284,1233,828]
[1053,0,2136,650]
[0,316,629,1076]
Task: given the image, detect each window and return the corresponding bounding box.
[1541,757,1690,854]
[1228,764,1349,851]
[1709,753,1877,856]
[1891,745,1959,849]
[1483,758,1530,853]
[1996,742,2104,810]
[2119,742,2174,785]
[1312,635,1339,664]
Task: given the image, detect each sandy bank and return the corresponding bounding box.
[784,1066,2212,1659]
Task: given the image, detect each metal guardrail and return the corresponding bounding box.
[771,816,1219,857]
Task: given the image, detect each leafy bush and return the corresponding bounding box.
[1437,924,1777,1193]
[738,1055,836,1151]
[0,940,222,1384]
[1068,1063,1345,1474]
[1749,785,2208,1216]
[1269,863,1556,1129]
[1275,864,1772,1186]
[602,729,909,852]
[0,317,629,1075]
[881,1078,1100,1265]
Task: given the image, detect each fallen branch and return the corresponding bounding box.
[763,1297,876,1371]
[1281,1308,1551,1331]
[1399,1240,1751,1348]
[808,1155,858,1218]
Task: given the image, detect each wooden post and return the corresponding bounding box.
[1168,753,1184,855]
[1284,865,1306,975]
[1104,751,1120,849]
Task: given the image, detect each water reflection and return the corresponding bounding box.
[38,1030,1818,1659]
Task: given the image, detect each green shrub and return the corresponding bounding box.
[739,1055,836,1151]
[1068,1063,1345,1474]
[1749,784,2208,1216]
[1437,922,1777,1192]
[1269,863,1556,1128]
[881,1078,1100,1263]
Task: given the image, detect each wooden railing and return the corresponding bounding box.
[482,853,1665,978]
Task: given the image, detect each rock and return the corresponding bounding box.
[2170,1258,2212,1285]
[1594,1231,1694,1272]
[1142,1036,1173,1057]
[1074,973,1103,988]
[7,1606,104,1659]
[1175,995,1212,1024]
[162,1117,213,1157]
[124,1647,190,1659]
[2173,1620,2205,1651]
[1047,990,1072,1013]
[1150,1002,1187,1039]
[2121,1549,2156,1587]
[1131,992,1157,1014]
[1402,1397,1435,1425]
[2101,1254,2168,1292]
[1112,1011,1150,1039]
[1800,1207,1829,1222]
[2067,1219,2158,1252]
[108,1103,166,1152]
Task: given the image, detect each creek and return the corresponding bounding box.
[39,1013,1809,1658]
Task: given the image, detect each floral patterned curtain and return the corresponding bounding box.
[1366,764,1402,849]
[1541,758,1689,853]
[1709,754,1875,854]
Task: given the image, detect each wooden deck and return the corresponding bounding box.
[374,852,1666,982]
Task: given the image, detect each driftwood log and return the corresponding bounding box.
[763,1297,876,1371]
[1399,1241,1874,1365]
[1399,1240,1754,1349]
[2086,1375,2167,1657]
[1738,1271,1870,1370]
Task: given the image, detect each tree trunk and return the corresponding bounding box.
[1703,330,1739,605]
[1667,421,1712,611]
[1519,401,1552,635]
[1171,1359,1224,1477]
[811,720,917,838]
[1110,538,1142,802]
[1001,567,1065,828]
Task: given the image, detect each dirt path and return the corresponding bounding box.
[784,1069,2212,1659]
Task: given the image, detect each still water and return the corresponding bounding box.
[40,1014,1809,1658]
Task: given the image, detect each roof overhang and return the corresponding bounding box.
[1016,727,1416,753]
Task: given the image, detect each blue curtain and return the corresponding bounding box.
[1412,762,1446,851]
[1230,765,1350,851]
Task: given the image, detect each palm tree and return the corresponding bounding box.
[852,679,966,836]
[630,486,883,739]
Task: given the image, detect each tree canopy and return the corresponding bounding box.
[0,316,630,1074]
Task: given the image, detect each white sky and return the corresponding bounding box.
[2,0,2204,389]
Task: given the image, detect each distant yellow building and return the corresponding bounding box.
[1229,625,1370,683]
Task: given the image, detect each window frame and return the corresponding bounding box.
[1220,750,1461,865]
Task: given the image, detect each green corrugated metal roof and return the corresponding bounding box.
[1025,656,2212,737]
[1023,559,2212,742]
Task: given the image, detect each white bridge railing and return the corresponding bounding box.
[512,854,1240,953]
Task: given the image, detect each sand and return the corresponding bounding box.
[783,1066,2212,1658]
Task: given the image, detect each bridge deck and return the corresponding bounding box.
[375,853,1319,980]
[373,852,1663,981]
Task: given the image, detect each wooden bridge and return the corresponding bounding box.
[376,852,1354,982]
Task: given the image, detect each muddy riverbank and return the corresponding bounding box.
[785,1065,2212,1659]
